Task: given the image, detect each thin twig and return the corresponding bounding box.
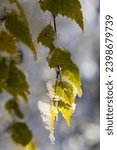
[52,16,62,104]
[53,15,57,35]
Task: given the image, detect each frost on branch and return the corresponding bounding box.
[38,101,58,144]
[38,79,78,142]
[46,80,60,101]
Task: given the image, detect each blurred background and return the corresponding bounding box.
[0,0,100,150]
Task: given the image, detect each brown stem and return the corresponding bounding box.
[53,15,59,91]
[53,15,57,35]
[52,16,62,106]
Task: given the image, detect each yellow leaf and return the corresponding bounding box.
[50,105,58,131]
[0,31,17,54]
[48,48,82,97]
[57,101,72,126]
[25,139,36,150]
[55,81,74,106]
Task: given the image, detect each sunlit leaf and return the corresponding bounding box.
[48,48,82,97]
[57,101,72,126]
[5,11,36,55]
[0,31,17,54]
[39,0,84,31]
[10,122,33,146]
[55,81,74,106]
[37,24,55,50]
[50,105,58,130]
[5,99,24,118]
[38,101,57,144]
[25,139,37,150]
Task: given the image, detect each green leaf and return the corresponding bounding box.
[55,81,74,106]
[8,0,17,3]
[39,0,84,31]
[57,101,72,126]
[5,99,24,119]
[37,24,55,50]
[6,61,29,101]
[50,105,58,130]
[5,11,36,55]
[48,48,82,97]
[8,0,28,24]
[0,58,29,100]
[0,58,9,92]
[10,122,33,146]
[0,31,17,54]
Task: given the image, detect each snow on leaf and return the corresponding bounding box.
[46,80,55,99]
[46,80,60,101]
[50,105,58,130]
[0,31,17,54]
[48,132,55,145]
[5,10,36,55]
[55,81,74,106]
[39,0,84,31]
[49,105,58,144]
[47,48,82,97]
[71,103,76,113]
[38,101,58,144]
[37,24,55,50]
[38,101,52,130]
